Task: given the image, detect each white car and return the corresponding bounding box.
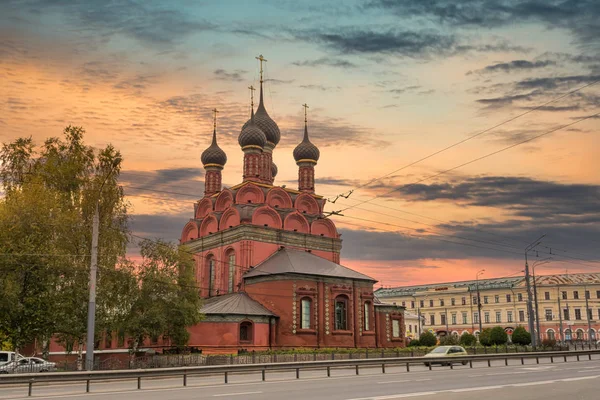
[0,351,21,366]
[0,357,56,374]
[423,346,469,366]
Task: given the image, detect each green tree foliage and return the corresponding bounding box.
[460,332,477,346]
[490,326,508,345]
[0,331,12,351]
[439,334,459,345]
[479,328,493,346]
[0,182,67,354]
[419,331,437,347]
[0,126,129,365]
[118,239,202,357]
[407,339,421,347]
[511,326,532,345]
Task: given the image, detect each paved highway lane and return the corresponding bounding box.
[2,355,600,399]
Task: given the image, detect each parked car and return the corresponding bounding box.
[0,357,56,374]
[0,351,21,366]
[423,346,469,366]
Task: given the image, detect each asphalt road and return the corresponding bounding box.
[2,355,600,400]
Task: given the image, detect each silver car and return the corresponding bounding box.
[423,345,469,366]
[0,357,56,374]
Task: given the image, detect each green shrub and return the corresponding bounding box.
[460,332,476,346]
[512,326,532,345]
[407,339,421,347]
[541,338,556,347]
[479,328,493,346]
[490,326,508,345]
[439,334,459,346]
[419,331,437,347]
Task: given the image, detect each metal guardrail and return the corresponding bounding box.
[2,349,599,397]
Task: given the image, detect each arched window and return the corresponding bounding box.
[363,301,371,331]
[335,296,348,330]
[590,329,596,341]
[565,329,572,341]
[301,298,312,329]
[207,255,216,297]
[239,321,253,343]
[227,251,236,293]
[547,329,555,340]
[392,319,400,337]
[576,329,584,340]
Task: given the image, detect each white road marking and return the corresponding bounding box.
[562,375,600,381]
[213,391,262,397]
[511,380,556,387]
[345,375,600,400]
[347,393,437,400]
[450,385,503,392]
[378,379,430,384]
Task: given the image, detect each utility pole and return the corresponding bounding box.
[525,234,545,347]
[476,270,485,336]
[445,307,449,334]
[557,286,564,342]
[532,270,541,345]
[85,159,120,371]
[85,204,99,371]
[585,285,592,346]
[532,258,551,345]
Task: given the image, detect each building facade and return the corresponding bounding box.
[375,273,600,343]
[177,60,405,353]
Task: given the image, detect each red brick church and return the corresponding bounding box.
[179,58,405,353]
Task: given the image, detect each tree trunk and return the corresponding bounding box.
[129,339,139,368]
[42,339,50,360]
[77,342,84,371]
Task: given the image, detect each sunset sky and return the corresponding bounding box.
[1,0,599,287]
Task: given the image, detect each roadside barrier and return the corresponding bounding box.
[2,349,599,397]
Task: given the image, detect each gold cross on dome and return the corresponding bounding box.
[256,54,267,82]
[302,103,309,124]
[212,108,219,130]
[248,85,256,107]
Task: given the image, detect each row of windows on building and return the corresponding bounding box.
[299,296,374,332]
[206,253,237,296]
[300,297,403,338]
[425,311,518,326]
[402,290,600,309]
[425,307,600,326]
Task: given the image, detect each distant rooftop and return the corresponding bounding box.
[375,272,600,297]
[200,292,276,317]
[244,247,376,282]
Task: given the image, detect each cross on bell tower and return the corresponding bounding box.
[248,85,256,109]
[302,103,309,126]
[212,108,219,131]
[256,54,267,83]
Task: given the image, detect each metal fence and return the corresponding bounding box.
[2,348,600,397]
[49,341,598,371]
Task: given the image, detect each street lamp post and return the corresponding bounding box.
[525,234,546,348]
[85,159,120,371]
[476,270,485,336]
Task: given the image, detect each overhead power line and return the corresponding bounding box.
[328,78,600,202]
[333,111,600,214]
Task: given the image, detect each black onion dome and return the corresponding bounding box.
[293,124,320,163]
[238,110,266,149]
[201,128,227,166]
[241,84,280,146]
[271,162,278,178]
